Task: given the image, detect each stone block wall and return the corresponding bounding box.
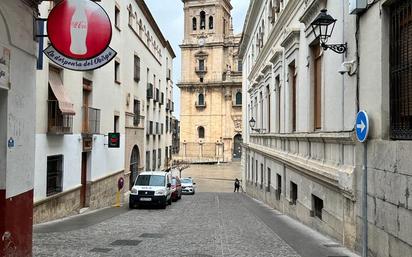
[89,171,125,209]
[33,187,81,224]
[355,140,412,257]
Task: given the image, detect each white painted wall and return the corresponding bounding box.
[0,1,36,198]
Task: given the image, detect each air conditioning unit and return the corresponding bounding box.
[349,0,367,15]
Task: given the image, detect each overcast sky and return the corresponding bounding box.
[145,0,249,119]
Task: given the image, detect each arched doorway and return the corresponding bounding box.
[233,134,243,159]
[130,146,140,190]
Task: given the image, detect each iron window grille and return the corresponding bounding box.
[390,1,412,140]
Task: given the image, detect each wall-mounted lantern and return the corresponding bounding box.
[311,9,347,54]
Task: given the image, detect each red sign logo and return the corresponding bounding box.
[45,0,117,71]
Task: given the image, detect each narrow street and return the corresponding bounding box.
[33,163,359,257]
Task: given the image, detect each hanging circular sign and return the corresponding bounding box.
[44,0,117,71]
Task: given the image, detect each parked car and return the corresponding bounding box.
[171,176,182,201]
[129,171,172,209]
[181,177,196,195]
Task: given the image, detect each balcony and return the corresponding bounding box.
[195,101,206,108]
[48,100,73,134]
[147,83,154,99]
[195,67,207,76]
[126,112,144,129]
[146,121,154,135]
[82,107,101,134]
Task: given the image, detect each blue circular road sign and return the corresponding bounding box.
[356,110,369,143]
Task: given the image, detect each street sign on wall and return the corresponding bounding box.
[45,0,117,71]
[356,110,369,143]
[108,133,120,148]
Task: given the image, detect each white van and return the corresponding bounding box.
[129,171,172,209]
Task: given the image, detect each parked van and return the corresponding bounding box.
[129,171,172,209]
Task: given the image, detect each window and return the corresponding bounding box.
[145,151,150,170]
[198,93,205,106]
[312,43,322,130]
[209,16,214,29]
[166,117,169,132]
[192,17,197,31]
[238,60,243,72]
[255,160,258,186]
[47,155,63,197]
[275,76,281,133]
[266,168,271,192]
[251,157,254,183]
[200,11,206,30]
[290,181,297,205]
[134,55,140,82]
[133,100,140,126]
[312,194,323,220]
[223,19,226,35]
[198,126,205,139]
[199,59,205,71]
[235,91,242,105]
[115,5,120,29]
[276,174,281,200]
[152,150,156,171]
[158,149,161,169]
[114,115,119,133]
[390,1,412,139]
[260,164,263,189]
[266,85,271,132]
[115,60,120,83]
[290,62,297,131]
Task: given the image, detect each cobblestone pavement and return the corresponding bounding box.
[33,163,359,257]
[34,192,300,257]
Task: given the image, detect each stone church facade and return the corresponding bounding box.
[178,0,243,163]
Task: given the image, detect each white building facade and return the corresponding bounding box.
[240,0,412,256]
[34,0,175,223]
[0,1,39,256]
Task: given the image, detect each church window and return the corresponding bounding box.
[200,11,206,30]
[209,16,214,29]
[192,17,197,31]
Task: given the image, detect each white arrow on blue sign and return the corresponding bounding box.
[356,110,369,143]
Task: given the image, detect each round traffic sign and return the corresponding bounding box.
[355,110,369,143]
[117,177,124,191]
[47,0,113,60]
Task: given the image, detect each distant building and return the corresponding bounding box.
[171,116,180,155]
[240,1,412,256]
[177,0,243,163]
[34,0,175,224]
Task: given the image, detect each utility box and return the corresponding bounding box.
[349,0,367,14]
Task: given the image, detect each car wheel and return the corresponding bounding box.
[168,197,172,205]
[129,201,134,209]
[178,192,182,200]
[161,202,167,209]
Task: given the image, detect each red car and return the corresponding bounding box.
[171,176,182,201]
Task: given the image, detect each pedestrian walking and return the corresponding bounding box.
[234,178,240,192]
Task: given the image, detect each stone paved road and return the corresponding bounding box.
[33,163,360,257]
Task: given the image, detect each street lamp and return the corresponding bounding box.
[311,9,347,54]
[249,117,266,133]
[249,117,256,129]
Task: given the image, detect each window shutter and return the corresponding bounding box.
[134,55,140,82]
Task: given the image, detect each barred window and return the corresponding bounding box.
[47,155,63,196]
[390,1,412,139]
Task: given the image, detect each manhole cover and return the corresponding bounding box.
[182,254,213,257]
[139,233,165,238]
[323,243,342,248]
[90,248,112,253]
[110,240,142,246]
